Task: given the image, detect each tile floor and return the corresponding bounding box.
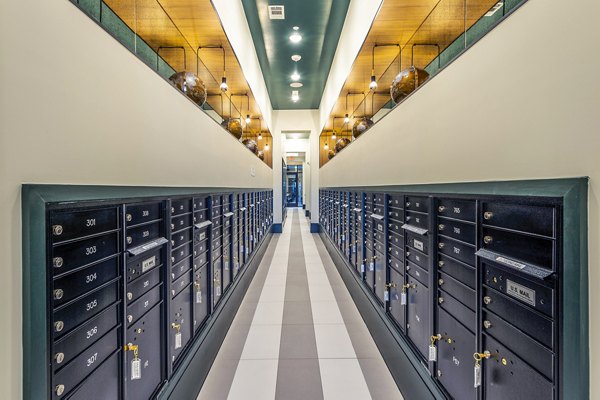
[198,209,403,400]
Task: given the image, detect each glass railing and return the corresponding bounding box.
[322,0,526,166]
[71,0,271,165]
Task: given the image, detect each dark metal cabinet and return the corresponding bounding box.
[319,188,568,400]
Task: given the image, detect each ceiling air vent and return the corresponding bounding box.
[268,5,285,20]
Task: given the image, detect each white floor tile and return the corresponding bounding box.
[227,359,279,400]
[240,324,282,360]
[314,324,357,359]
[319,359,372,400]
[257,284,287,302]
[311,301,344,325]
[251,301,285,325]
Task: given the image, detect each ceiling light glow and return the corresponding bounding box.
[289,27,302,43]
[291,90,300,102]
[369,75,377,90]
[291,72,300,81]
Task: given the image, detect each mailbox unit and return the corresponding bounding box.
[23,186,273,400]
[318,179,588,400]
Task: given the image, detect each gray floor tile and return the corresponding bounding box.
[279,324,319,359]
[281,300,314,325]
[275,359,324,400]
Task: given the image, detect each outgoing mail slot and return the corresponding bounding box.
[126,284,161,327]
[438,271,475,311]
[436,198,476,222]
[171,198,192,216]
[194,197,207,210]
[171,286,193,364]
[126,222,161,248]
[405,196,429,213]
[172,243,191,265]
[407,261,428,286]
[407,276,430,359]
[50,208,118,243]
[405,211,429,230]
[194,266,209,330]
[482,202,555,237]
[436,308,477,400]
[64,350,119,400]
[388,268,405,330]
[481,227,553,270]
[127,267,161,302]
[52,328,119,400]
[126,303,163,400]
[52,304,118,372]
[388,194,404,208]
[407,231,429,254]
[171,270,192,298]
[170,227,191,249]
[437,218,475,244]
[437,254,475,289]
[193,209,209,224]
[438,290,476,332]
[482,335,553,400]
[482,311,554,380]
[483,262,554,318]
[406,248,429,270]
[53,281,118,339]
[171,214,192,232]
[127,247,163,282]
[52,232,119,276]
[53,256,119,307]
[482,286,553,348]
[388,207,403,222]
[389,243,404,260]
[171,256,192,280]
[126,203,161,226]
[438,237,476,266]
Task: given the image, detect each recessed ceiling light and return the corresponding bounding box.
[289,27,302,43]
[290,82,303,88]
[291,54,301,62]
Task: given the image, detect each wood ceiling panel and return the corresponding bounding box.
[320,0,499,164]
[103,0,270,145]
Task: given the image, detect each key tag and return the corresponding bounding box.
[473,352,488,388]
[384,290,390,302]
[196,289,202,304]
[429,334,441,362]
[400,285,408,305]
[369,262,374,271]
[172,324,182,349]
[360,263,365,273]
[130,345,142,380]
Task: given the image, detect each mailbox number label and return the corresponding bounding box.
[86,273,97,284]
[85,246,97,256]
[86,326,98,340]
[86,299,98,312]
[87,352,98,367]
[86,219,96,227]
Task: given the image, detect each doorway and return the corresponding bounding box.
[286,165,303,207]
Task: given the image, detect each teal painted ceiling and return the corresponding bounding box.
[241,0,350,109]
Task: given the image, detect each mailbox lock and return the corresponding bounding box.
[126,213,133,222]
[438,297,445,304]
[447,338,453,344]
[52,225,64,236]
[484,236,493,244]
[483,320,492,329]
[136,328,143,334]
[438,279,444,286]
[438,224,445,231]
[483,296,492,305]
[127,292,133,300]
[406,265,411,271]
[53,289,64,300]
[53,257,64,268]
[171,207,175,213]
[501,358,508,366]
[483,211,494,220]
[438,242,445,249]
[438,206,446,212]
[127,236,133,245]
[54,321,64,333]
[437,370,442,377]
[406,202,411,207]
[438,261,445,268]
[55,352,65,364]
[56,384,65,396]
[127,315,133,323]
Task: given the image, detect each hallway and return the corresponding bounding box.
[198,209,403,400]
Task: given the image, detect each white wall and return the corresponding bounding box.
[212,0,274,131]
[0,0,272,398]
[320,0,600,395]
